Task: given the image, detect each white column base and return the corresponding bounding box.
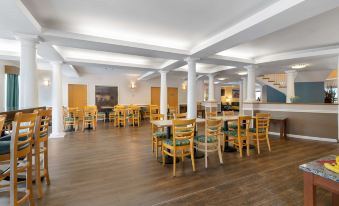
[50,132,65,138]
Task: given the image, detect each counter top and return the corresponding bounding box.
[299,155,339,183]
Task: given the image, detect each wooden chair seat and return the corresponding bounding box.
[163,138,190,146]
[194,135,218,143]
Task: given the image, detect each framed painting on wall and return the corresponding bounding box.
[95,86,118,111]
[232,89,240,98]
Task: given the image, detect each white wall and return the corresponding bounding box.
[37,70,194,107]
[295,70,331,82]
[0,65,5,111]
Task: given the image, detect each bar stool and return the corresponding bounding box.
[33,109,52,198]
[0,112,38,206]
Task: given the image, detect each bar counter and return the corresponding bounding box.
[243,102,338,142]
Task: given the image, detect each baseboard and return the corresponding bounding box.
[269,132,338,143]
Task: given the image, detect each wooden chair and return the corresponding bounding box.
[97,111,106,125]
[195,119,223,168]
[63,107,79,131]
[162,119,196,176]
[151,114,166,159]
[33,109,52,198]
[249,113,271,154]
[205,111,217,119]
[168,106,178,120]
[82,107,97,131]
[115,108,126,127]
[226,116,251,157]
[128,107,140,127]
[173,113,187,119]
[84,105,98,127]
[0,114,6,134]
[0,112,37,206]
[149,105,160,121]
[223,111,235,116]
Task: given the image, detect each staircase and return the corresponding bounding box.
[257,73,287,95]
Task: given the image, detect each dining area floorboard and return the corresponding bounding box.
[1,122,338,206]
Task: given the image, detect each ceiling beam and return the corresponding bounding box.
[190,0,339,57]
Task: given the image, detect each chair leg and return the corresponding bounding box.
[173,151,176,177]
[35,142,43,198]
[256,136,261,154]
[190,145,196,172]
[238,138,243,158]
[10,155,18,206]
[162,146,165,166]
[205,150,208,169]
[44,141,51,185]
[246,137,250,157]
[218,140,223,165]
[266,135,271,152]
[27,150,35,206]
[155,139,159,159]
[152,138,155,154]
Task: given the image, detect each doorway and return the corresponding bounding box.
[68,84,88,108]
[150,87,178,108]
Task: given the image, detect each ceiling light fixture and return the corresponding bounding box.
[238,72,247,76]
[217,77,227,81]
[291,64,308,69]
[214,81,220,84]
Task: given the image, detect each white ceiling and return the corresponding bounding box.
[218,7,339,59]
[23,0,278,50]
[0,0,338,81]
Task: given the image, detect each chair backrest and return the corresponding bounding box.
[172,119,196,142]
[0,115,6,134]
[237,116,252,136]
[205,119,222,139]
[84,105,98,111]
[174,113,187,119]
[34,109,52,141]
[12,112,38,156]
[206,111,217,119]
[255,113,270,134]
[223,111,234,116]
[150,105,159,114]
[150,114,164,121]
[83,107,97,119]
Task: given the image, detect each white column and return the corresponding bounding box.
[245,65,257,102]
[337,55,339,142]
[159,71,168,119]
[285,70,297,103]
[242,77,247,102]
[239,81,243,115]
[16,34,39,108]
[50,61,65,138]
[185,57,198,119]
[0,65,4,111]
[208,74,215,101]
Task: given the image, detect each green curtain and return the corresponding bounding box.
[6,74,19,111]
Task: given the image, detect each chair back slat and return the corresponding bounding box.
[172,119,196,141]
[255,113,270,134]
[34,109,52,139]
[237,116,252,136]
[223,111,234,116]
[206,112,217,119]
[206,119,222,137]
[174,113,187,119]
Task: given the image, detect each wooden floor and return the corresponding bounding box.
[1,122,339,206]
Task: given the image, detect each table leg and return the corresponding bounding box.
[304,172,316,206]
[223,120,236,153]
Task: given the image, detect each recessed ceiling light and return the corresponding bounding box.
[217,77,227,81]
[214,81,220,84]
[238,72,247,76]
[291,64,308,69]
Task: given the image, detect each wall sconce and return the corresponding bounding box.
[182,81,187,91]
[130,81,136,89]
[43,79,50,86]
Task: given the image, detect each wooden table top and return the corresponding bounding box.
[150,118,205,127]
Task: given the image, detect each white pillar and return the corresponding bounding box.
[245,65,256,102]
[242,77,247,102]
[159,71,168,119]
[239,81,243,115]
[337,55,339,142]
[16,34,39,108]
[185,57,198,119]
[0,65,4,111]
[285,70,297,103]
[208,74,215,101]
[50,61,65,138]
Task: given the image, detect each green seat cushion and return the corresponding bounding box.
[154,131,167,138]
[65,117,78,121]
[98,112,105,115]
[84,116,95,120]
[225,130,246,137]
[0,136,29,155]
[229,124,238,129]
[194,135,218,143]
[249,128,266,133]
[164,138,190,146]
